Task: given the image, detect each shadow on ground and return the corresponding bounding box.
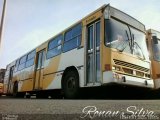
[79,85,160,100]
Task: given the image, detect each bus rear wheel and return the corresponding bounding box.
[63,70,79,99]
[13,82,18,97]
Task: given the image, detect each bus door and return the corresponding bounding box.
[86,20,101,85]
[8,66,14,93]
[34,49,46,90]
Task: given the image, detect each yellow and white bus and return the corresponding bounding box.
[0,69,5,96]
[146,29,160,90]
[3,4,153,98]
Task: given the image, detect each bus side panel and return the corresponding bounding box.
[43,48,84,90]
[14,66,35,92]
[43,55,61,89]
[3,68,11,94]
[152,60,160,89]
[3,76,9,94]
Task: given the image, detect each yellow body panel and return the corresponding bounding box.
[43,74,56,89]
[102,47,112,71]
[111,49,150,69]
[151,61,160,80]
[13,68,35,92]
[43,55,61,89]
[20,78,33,91]
[102,47,150,79]
[146,29,160,81]
[82,10,103,26]
[34,70,40,89]
[3,84,7,94]
[0,83,3,94]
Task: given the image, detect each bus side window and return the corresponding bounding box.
[18,55,27,71]
[26,50,36,67]
[14,60,19,72]
[63,23,82,52]
[47,35,62,59]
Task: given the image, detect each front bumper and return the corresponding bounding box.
[103,71,154,88]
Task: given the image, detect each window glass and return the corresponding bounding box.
[63,38,79,52]
[18,63,25,70]
[24,50,36,68]
[36,50,46,69]
[65,30,72,42]
[48,35,62,50]
[47,35,62,59]
[37,52,42,69]
[47,46,61,58]
[18,56,27,70]
[41,50,45,67]
[105,19,130,46]
[88,25,93,50]
[72,24,81,38]
[19,56,27,64]
[105,19,149,60]
[130,27,149,60]
[105,19,133,54]
[14,60,19,72]
[26,59,34,67]
[63,23,82,52]
[152,37,160,61]
[27,50,36,60]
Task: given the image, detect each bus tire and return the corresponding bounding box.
[63,70,79,99]
[26,94,30,99]
[13,82,18,97]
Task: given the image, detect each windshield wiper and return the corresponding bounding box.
[116,30,131,52]
[133,41,145,60]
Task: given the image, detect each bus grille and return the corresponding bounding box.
[113,59,149,72]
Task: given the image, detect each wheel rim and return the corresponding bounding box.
[67,76,76,90]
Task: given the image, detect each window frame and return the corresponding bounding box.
[47,34,63,59]
[25,50,36,68]
[152,37,160,62]
[63,23,82,53]
[18,55,27,71]
[14,59,19,72]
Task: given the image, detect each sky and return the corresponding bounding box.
[0,0,160,68]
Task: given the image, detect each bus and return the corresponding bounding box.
[146,29,160,90]
[3,4,153,98]
[0,83,3,96]
[0,69,5,96]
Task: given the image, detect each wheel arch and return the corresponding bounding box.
[13,80,18,92]
[61,66,80,89]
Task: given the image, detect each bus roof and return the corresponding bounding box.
[105,5,145,32]
[147,29,160,39]
[147,29,160,34]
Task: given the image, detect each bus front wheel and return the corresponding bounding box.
[63,70,79,99]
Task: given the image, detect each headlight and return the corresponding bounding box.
[112,66,121,71]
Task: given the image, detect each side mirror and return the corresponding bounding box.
[152,36,158,44]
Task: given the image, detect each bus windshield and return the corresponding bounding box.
[152,35,160,62]
[105,19,149,60]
